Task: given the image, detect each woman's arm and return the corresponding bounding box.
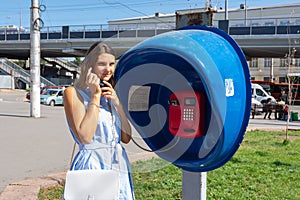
[63,86,100,144]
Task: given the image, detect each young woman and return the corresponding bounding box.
[63,42,134,199]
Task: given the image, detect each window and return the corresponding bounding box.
[280,20,290,25]
[295,58,300,67]
[264,58,272,67]
[279,77,286,83]
[264,77,270,82]
[250,58,258,68]
[251,22,260,27]
[256,89,266,97]
[264,22,274,26]
[280,58,287,67]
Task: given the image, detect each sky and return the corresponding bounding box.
[1,0,300,28]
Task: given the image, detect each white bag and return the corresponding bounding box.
[64,169,119,200]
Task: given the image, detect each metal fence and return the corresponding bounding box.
[0,22,175,41]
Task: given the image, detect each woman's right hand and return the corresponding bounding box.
[86,68,101,97]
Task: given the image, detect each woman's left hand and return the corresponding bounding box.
[101,81,120,106]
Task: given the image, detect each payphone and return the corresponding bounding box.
[168,91,205,138]
[114,26,251,172]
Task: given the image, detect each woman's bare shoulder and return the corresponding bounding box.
[63,86,85,115]
[63,86,81,104]
[64,86,76,95]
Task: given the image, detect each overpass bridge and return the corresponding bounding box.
[0,20,300,60]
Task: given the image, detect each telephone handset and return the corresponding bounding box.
[168,91,205,138]
[100,81,105,88]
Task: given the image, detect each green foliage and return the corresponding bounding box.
[39,130,300,200]
[38,185,64,200]
[72,57,82,66]
[207,130,300,200]
[132,158,182,199]
[12,59,27,68]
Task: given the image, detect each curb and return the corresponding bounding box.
[0,172,65,200]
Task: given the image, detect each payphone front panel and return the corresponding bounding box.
[169,91,205,138]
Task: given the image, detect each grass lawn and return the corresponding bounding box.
[39,130,300,200]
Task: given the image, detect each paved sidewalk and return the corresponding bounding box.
[247,108,300,131]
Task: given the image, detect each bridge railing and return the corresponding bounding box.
[0,58,31,84]
[0,22,175,41]
[216,16,300,35]
[1,17,300,41]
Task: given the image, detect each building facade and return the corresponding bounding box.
[108,3,300,83]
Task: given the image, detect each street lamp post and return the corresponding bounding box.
[30,0,41,118]
[245,0,247,26]
[225,0,228,20]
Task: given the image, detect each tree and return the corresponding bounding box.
[284,47,297,143]
[72,57,82,66]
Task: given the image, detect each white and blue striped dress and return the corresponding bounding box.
[65,88,135,200]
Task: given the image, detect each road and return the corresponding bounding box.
[0,90,73,192]
[0,89,299,193]
[0,89,149,193]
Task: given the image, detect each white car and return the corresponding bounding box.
[251,83,277,103]
[40,88,64,106]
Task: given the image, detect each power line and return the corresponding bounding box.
[25,0,205,13]
[33,0,196,25]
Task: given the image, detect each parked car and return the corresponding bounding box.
[251,83,276,103]
[40,88,64,106]
[26,85,63,100]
